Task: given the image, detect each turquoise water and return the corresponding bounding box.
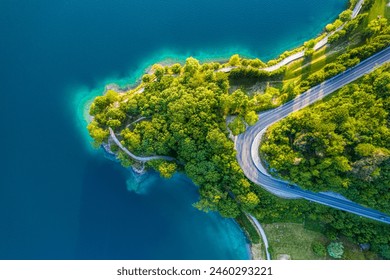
[0,0,347,259]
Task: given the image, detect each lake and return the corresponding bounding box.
[0,0,346,259]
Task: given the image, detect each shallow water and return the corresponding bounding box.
[0,0,346,259]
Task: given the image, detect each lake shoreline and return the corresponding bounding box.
[80,0,359,260]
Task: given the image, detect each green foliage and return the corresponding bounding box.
[261,65,390,212]
[258,64,390,258]
[312,241,327,257]
[121,128,141,151]
[304,49,315,57]
[228,54,241,66]
[304,39,315,49]
[355,143,376,157]
[238,192,260,211]
[105,89,120,103]
[373,71,390,97]
[86,0,390,251]
[244,111,258,126]
[89,96,110,115]
[236,214,261,244]
[229,117,246,136]
[377,245,390,259]
[110,143,119,153]
[252,87,282,111]
[142,74,152,83]
[327,242,344,259]
[248,58,266,68]
[217,197,241,218]
[334,19,343,29]
[339,10,352,22]
[328,30,346,44]
[325,23,336,32]
[171,63,182,74]
[89,57,260,217]
[147,160,177,179]
[117,151,134,167]
[87,121,109,147]
[229,65,285,83]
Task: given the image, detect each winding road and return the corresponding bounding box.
[109,127,175,162]
[236,46,390,225]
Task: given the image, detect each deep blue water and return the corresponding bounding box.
[0,0,346,259]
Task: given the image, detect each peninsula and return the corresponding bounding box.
[87,0,390,259]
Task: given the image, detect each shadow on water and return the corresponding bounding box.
[76,158,249,259]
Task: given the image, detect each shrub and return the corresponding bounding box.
[312,241,327,257]
[327,242,344,259]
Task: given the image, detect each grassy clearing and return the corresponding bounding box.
[263,222,380,260]
[284,46,329,81]
[283,0,390,83]
[263,223,328,260]
[386,1,390,19]
[368,0,388,20]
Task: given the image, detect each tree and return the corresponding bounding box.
[87,121,108,147]
[142,74,152,83]
[304,39,315,49]
[312,241,326,257]
[158,162,177,178]
[238,192,260,210]
[228,54,241,66]
[368,17,388,35]
[183,57,200,75]
[90,96,110,115]
[121,128,141,151]
[171,63,181,74]
[339,10,352,22]
[229,117,246,136]
[117,151,134,167]
[378,245,390,260]
[327,242,344,259]
[304,48,315,57]
[153,65,165,81]
[261,64,390,208]
[105,89,119,103]
[355,143,376,157]
[244,111,258,126]
[218,198,241,218]
[107,119,121,128]
[373,72,390,97]
[228,89,250,115]
[334,19,343,28]
[326,23,336,32]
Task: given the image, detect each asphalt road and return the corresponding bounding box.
[248,214,271,260]
[109,127,175,162]
[236,46,390,225]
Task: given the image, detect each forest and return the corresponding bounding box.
[88,58,261,217]
[258,65,390,259]
[87,0,390,259]
[261,64,390,214]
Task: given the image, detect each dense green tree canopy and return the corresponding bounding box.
[261,64,390,213]
[88,57,260,217]
[85,0,390,257]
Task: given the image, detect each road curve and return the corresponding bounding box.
[236,46,390,225]
[109,127,175,162]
